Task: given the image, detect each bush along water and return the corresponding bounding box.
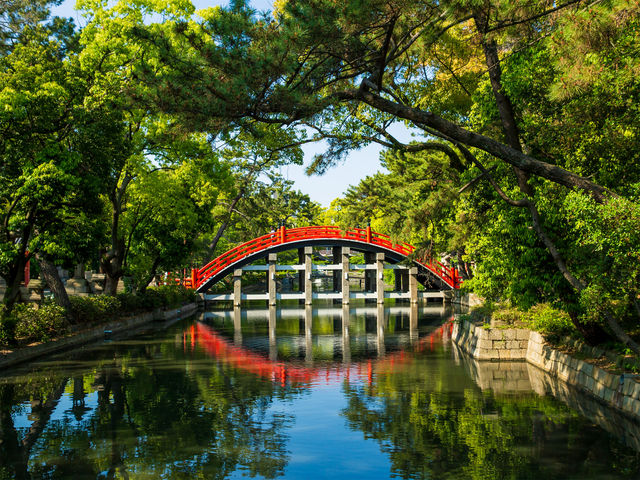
[0,285,197,347]
[466,302,576,339]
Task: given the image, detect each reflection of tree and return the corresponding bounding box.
[0,373,69,480]
[0,328,294,479]
[342,353,640,479]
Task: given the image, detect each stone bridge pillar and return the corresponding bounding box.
[233,269,242,306]
[409,267,418,304]
[304,246,313,305]
[268,253,277,305]
[376,253,385,304]
[341,247,350,304]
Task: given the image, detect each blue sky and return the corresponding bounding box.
[51,0,416,207]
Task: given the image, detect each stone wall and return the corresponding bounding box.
[527,330,640,417]
[452,320,530,360]
[452,319,640,420]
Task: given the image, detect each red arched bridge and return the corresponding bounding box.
[184,226,461,292]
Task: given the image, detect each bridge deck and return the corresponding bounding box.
[204,291,448,302]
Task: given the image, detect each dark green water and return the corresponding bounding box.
[1,304,639,479]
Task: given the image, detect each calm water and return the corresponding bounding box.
[1,303,639,479]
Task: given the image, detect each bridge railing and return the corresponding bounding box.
[193,226,462,290]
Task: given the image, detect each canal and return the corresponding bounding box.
[1,304,639,479]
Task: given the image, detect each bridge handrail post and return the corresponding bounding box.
[366,226,372,243]
[280,225,286,244]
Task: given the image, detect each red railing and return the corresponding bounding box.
[191,226,461,290]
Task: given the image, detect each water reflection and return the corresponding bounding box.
[202,304,449,364]
[0,304,638,479]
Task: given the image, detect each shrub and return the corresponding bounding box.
[0,305,14,346]
[491,307,523,326]
[146,285,197,309]
[524,303,575,336]
[12,303,69,343]
[469,303,495,323]
[116,292,145,314]
[69,295,121,324]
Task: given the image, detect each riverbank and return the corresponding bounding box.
[0,302,198,369]
[452,319,640,419]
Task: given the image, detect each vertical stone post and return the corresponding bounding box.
[268,253,277,306]
[376,252,385,304]
[304,246,313,305]
[233,269,242,307]
[409,267,418,304]
[269,305,277,361]
[341,247,351,304]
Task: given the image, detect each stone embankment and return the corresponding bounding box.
[452,320,640,419]
[0,302,198,369]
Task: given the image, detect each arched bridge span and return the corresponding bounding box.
[191,226,461,293]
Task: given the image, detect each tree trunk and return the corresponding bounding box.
[137,256,161,294]
[1,256,27,319]
[471,15,639,354]
[35,254,71,311]
[345,88,611,202]
[103,269,121,297]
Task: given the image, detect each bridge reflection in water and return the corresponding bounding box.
[191,304,454,387]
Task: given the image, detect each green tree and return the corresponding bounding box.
[0,23,128,322]
[77,0,640,348]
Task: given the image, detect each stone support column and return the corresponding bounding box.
[268,253,277,306]
[341,247,350,304]
[376,253,385,304]
[233,269,242,306]
[409,267,418,304]
[304,247,313,305]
